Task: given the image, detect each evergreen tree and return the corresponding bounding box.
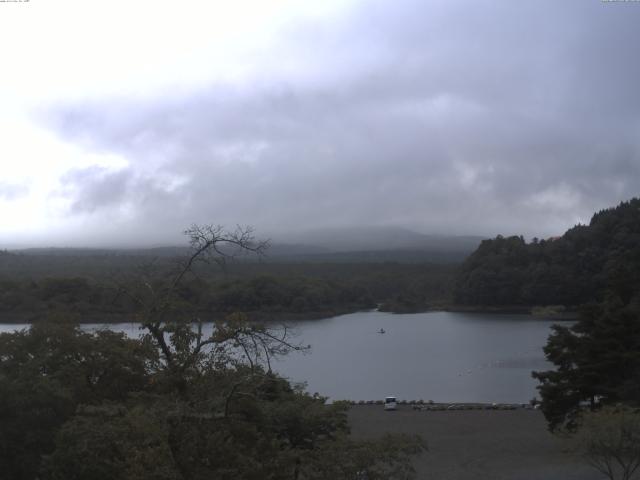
[533,295,640,431]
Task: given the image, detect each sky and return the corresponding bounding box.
[1,0,639,247]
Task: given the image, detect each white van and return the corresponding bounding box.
[384,396,397,411]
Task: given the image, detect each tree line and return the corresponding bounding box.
[454,198,640,307]
[0,275,374,322]
[0,264,455,322]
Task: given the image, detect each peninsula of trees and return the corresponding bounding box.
[454,198,640,309]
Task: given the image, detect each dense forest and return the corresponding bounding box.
[0,275,373,322]
[454,198,640,308]
[0,254,455,322]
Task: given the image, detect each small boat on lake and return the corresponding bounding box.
[378,328,386,334]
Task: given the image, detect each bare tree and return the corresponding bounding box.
[578,406,640,480]
[115,224,306,382]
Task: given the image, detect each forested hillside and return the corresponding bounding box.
[0,262,455,323]
[454,198,640,307]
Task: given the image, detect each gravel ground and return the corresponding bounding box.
[348,405,604,480]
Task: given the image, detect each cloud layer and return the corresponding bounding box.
[24,0,640,244]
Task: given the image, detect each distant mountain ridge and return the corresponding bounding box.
[270,226,483,254]
[12,227,484,263]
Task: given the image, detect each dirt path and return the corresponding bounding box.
[348,405,603,480]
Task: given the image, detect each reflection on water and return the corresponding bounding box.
[0,310,560,403]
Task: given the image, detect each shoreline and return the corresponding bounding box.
[442,304,579,320]
[0,304,578,324]
[0,307,364,325]
[342,400,532,410]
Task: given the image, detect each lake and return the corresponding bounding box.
[0,310,559,403]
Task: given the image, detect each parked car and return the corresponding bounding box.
[384,396,397,411]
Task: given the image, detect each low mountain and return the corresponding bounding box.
[273,226,483,254]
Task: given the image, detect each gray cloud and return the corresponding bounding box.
[60,167,131,214]
[42,0,640,244]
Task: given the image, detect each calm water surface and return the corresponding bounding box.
[0,311,559,403]
[274,310,556,403]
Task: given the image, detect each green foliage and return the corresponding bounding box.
[0,320,425,480]
[533,297,640,431]
[0,376,73,480]
[0,323,152,480]
[43,404,179,480]
[0,224,457,322]
[40,370,425,480]
[207,275,375,314]
[454,198,640,307]
[0,274,373,320]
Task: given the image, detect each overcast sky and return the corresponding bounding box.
[1,0,639,247]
